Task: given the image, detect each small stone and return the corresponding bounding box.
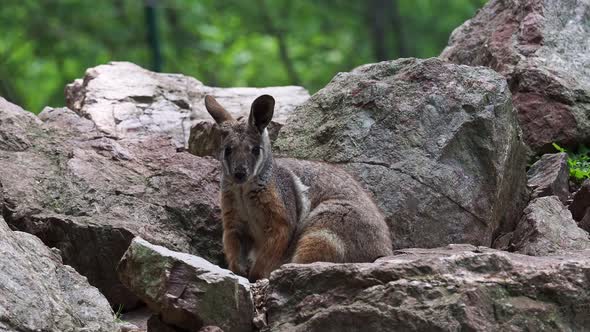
[527,153,570,203]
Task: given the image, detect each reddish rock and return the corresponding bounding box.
[441,0,590,152]
[0,98,223,309]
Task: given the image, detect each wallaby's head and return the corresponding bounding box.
[204,94,275,185]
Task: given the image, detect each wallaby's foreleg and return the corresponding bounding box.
[223,227,245,275]
[248,221,290,281]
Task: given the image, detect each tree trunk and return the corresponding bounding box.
[257,0,301,86]
[367,0,390,61]
[391,0,408,58]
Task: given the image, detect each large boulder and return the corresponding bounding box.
[441,0,590,152]
[263,244,590,331]
[0,97,223,308]
[275,58,528,249]
[0,216,117,331]
[65,61,309,149]
[511,196,590,255]
[118,237,254,332]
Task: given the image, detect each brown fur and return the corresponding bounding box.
[292,226,344,263]
[221,182,291,280]
[205,94,393,281]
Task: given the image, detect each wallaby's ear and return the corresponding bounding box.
[205,95,234,124]
[249,95,275,133]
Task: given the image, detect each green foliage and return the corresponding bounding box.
[113,304,124,323]
[0,0,486,113]
[552,143,590,183]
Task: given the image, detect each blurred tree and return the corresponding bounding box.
[0,0,486,113]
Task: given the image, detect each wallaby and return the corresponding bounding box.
[204,94,393,281]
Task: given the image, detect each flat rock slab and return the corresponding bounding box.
[527,152,570,202]
[511,196,590,255]
[441,0,590,152]
[263,244,590,332]
[65,61,309,148]
[0,98,223,308]
[118,237,254,332]
[0,216,117,332]
[275,58,528,249]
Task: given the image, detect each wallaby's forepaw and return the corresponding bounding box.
[228,261,248,277]
[248,270,263,283]
[248,262,267,282]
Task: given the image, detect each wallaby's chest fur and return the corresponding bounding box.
[224,181,286,247]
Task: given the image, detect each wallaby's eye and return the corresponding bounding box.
[252,146,261,156]
[225,146,232,155]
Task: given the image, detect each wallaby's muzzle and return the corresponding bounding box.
[233,167,248,184]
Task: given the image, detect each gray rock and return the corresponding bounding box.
[118,237,253,332]
[441,0,590,152]
[0,216,117,332]
[65,61,309,149]
[263,244,590,332]
[569,179,590,221]
[275,58,528,249]
[527,152,570,202]
[0,98,223,308]
[511,196,590,255]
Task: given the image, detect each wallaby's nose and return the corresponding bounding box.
[234,170,247,183]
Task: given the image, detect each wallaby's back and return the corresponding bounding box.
[273,158,393,263]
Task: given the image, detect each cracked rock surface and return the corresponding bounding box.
[275,58,528,249]
[262,244,590,332]
[0,97,223,309]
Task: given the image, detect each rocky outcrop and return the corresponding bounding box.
[441,0,590,152]
[0,216,117,332]
[511,196,590,255]
[275,58,528,249]
[118,237,254,332]
[527,152,570,202]
[262,244,590,332]
[0,98,223,308]
[65,61,309,149]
